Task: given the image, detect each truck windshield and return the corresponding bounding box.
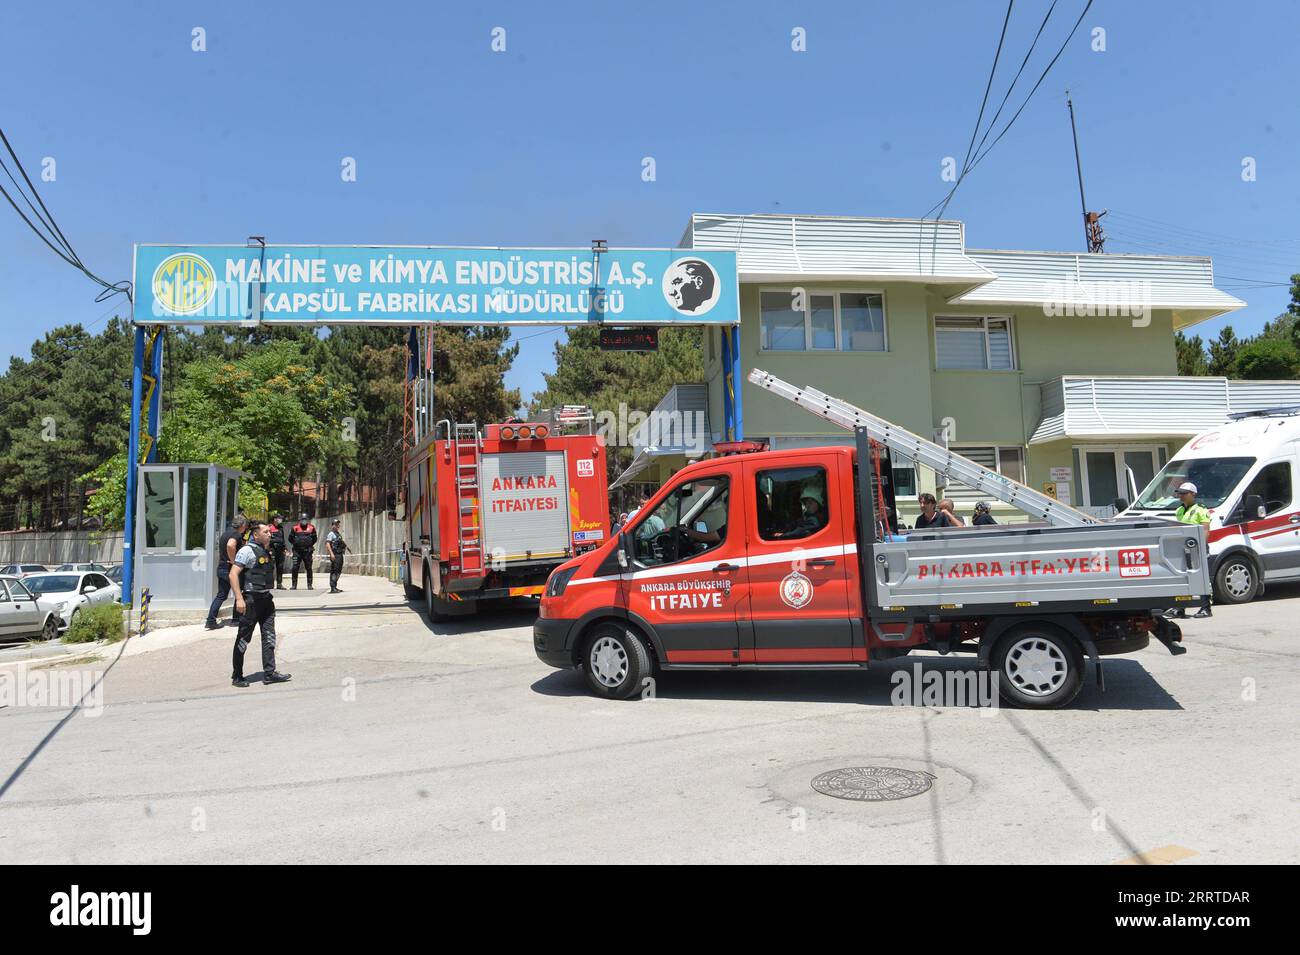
[1134,457,1255,510]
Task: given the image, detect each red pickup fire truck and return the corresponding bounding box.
[535,392,1206,708]
[403,410,610,620]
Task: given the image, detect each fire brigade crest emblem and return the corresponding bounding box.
[779,570,813,609]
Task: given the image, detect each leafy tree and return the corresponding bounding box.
[1207,326,1241,378]
[432,326,521,423]
[1174,332,1209,377]
[1234,338,1300,380]
[0,319,132,530]
[85,341,356,528]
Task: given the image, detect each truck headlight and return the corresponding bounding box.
[545,567,578,598]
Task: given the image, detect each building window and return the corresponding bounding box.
[760,290,887,352]
[1078,446,1163,508]
[944,445,1025,499]
[892,464,917,497]
[934,316,1015,370]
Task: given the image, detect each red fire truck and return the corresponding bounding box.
[402,409,610,620]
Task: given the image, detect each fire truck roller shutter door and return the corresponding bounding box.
[480,450,572,561]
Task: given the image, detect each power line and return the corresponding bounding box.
[925,0,1091,220]
[0,126,132,302]
[960,0,1093,179]
[968,0,1060,173]
[927,0,1016,222]
[1108,210,1300,247]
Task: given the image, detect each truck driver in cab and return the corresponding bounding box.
[633,476,728,560]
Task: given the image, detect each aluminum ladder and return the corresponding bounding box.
[747,368,1097,527]
[453,423,486,573]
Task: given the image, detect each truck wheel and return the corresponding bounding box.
[582,623,651,700]
[993,624,1084,710]
[1213,554,1259,604]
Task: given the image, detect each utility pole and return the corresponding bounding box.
[1067,92,1107,253]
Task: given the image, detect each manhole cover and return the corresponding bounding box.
[810,767,935,802]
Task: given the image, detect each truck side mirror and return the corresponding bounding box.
[1112,497,1129,512]
[1244,494,1266,520]
[616,531,631,568]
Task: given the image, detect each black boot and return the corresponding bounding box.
[264,671,292,684]
[232,676,250,688]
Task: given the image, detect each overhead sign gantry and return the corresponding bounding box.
[122,243,743,605]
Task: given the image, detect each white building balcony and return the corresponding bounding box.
[1031,375,1300,444]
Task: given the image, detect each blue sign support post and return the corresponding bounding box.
[122,327,144,607]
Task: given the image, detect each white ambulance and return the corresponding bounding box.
[1124,407,1300,603]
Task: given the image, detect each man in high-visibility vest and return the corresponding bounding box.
[1174,481,1211,524]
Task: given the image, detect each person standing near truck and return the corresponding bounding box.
[324,518,347,594]
[914,492,957,529]
[1174,482,1211,524]
[229,520,291,687]
[206,514,247,630]
[289,513,318,589]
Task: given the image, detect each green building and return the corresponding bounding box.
[617,213,1300,523]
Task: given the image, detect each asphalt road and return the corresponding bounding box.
[1,575,1296,864]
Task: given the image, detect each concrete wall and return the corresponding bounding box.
[0,531,123,567]
[332,510,405,580]
[0,511,403,580]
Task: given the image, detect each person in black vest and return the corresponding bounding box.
[324,518,347,594]
[206,514,248,630]
[229,520,291,687]
[268,513,288,590]
[288,512,318,590]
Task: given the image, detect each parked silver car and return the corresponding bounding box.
[22,571,120,632]
[0,575,62,641]
[0,563,50,579]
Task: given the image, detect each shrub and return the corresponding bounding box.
[63,601,126,644]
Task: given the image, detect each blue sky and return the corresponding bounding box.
[2,0,1298,401]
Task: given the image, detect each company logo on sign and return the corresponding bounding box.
[779,570,814,609]
[662,257,721,316]
[152,252,216,315]
[576,458,595,477]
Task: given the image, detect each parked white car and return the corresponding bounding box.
[54,562,109,573]
[22,571,120,632]
[0,575,63,641]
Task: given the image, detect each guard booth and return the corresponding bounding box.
[132,462,245,611]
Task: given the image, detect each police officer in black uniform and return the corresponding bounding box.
[324,518,347,594]
[206,514,248,630]
[229,520,291,687]
[268,513,288,590]
[288,512,318,590]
